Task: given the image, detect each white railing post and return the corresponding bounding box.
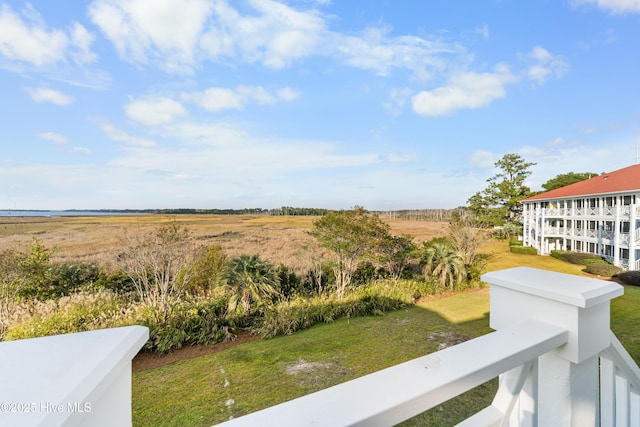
[483,267,624,427]
[0,326,148,427]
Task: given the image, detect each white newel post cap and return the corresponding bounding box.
[482,267,623,364]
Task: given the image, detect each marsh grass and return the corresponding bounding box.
[0,214,449,275]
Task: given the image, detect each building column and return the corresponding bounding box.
[523,203,528,246]
[540,203,547,255]
[630,195,637,270]
[614,196,621,267]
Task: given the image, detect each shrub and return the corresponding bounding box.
[508,238,523,247]
[140,297,235,354]
[491,223,522,240]
[93,272,136,293]
[46,263,101,297]
[351,261,376,286]
[509,245,538,255]
[584,264,622,277]
[562,252,602,265]
[276,264,301,298]
[615,271,640,286]
[583,258,609,265]
[550,250,571,261]
[185,245,227,296]
[255,280,420,338]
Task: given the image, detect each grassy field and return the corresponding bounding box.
[0,214,448,274]
[133,289,494,427]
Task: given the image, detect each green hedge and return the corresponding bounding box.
[583,258,609,265]
[562,252,603,265]
[584,264,622,277]
[615,271,640,286]
[550,250,571,261]
[255,280,423,338]
[141,297,235,354]
[509,245,538,255]
[508,238,523,247]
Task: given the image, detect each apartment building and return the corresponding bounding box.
[521,164,640,270]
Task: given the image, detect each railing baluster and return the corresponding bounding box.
[631,391,640,426]
[600,355,616,426]
[616,374,630,427]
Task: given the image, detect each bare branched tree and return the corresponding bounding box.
[448,215,488,267]
[121,221,194,322]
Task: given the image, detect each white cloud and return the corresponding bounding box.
[412,65,516,116]
[88,0,463,80]
[0,3,96,66]
[383,88,412,115]
[36,131,68,144]
[524,46,568,85]
[571,0,640,14]
[69,22,98,65]
[469,150,499,168]
[333,25,458,80]
[386,153,417,163]
[88,0,213,73]
[70,146,92,155]
[200,0,326,69]
[125,96,188,126]
[276,87,300,102]
[183,85,299,112]
[25,88,74,106]
[99,122,157,147]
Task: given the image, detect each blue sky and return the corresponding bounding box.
[1,0,639,210]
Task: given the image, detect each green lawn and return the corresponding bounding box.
[133,290,494,426]
[132,241,640,426]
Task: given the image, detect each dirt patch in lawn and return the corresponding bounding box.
[133,330,259,372]
[285,358,355,388]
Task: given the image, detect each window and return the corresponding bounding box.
[589,198,598,208]
[621,222,631,233]
[621,248,629,260]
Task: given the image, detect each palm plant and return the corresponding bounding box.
[422,243,466,291]
[224,254,280,316]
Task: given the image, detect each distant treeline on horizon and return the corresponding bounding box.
[3,206,469,221]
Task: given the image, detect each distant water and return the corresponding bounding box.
[0,211,138,217]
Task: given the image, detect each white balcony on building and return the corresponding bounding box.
[521,164,640,270]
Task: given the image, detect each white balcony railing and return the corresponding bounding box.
[214,267,637,427]
[0,326,148,427]
[543,226,564,236]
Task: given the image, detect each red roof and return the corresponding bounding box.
[524,164,640,201]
